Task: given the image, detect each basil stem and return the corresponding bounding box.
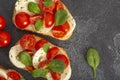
[86,48,100,78]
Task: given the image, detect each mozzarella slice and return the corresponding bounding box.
[32,48,47,68]
[9,45,26,69]
[0,69,7,79]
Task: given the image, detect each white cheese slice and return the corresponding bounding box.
[0,69,7,79]
[32,48,47,68]
[9,45,26,69]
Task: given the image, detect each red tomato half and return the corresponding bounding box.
[50,72,61,80]
[38,60,50,68]
[35,39,48,50]
[47,47,59,60]
[0,16,6,30]
[0,76,6,80]
[0,31,11,47]
[52,21,70,38]
[39,0,55,13]
[53,0,64,13]
[44,12,54,28]
[26,66,35,72]
[15,12,30,28]
[20,34,36,50]
[7,71,21,80]
[30,14,44,24]
[54,54,69,68]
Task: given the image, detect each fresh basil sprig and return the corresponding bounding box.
[86,48,100,78]
[28,2,41,14]
[18,52,32,66]
[35,20,43,31]
[48,60,65,73]
[55,9,68,26]
[43,0,53,7]
[20,78,26,80]
[31,68,49,78]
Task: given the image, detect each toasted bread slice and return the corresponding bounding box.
[9,34,71,80]
[13,0,76,40]
[0,65,25,80]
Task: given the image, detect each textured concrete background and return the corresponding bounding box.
[0,0,120,80]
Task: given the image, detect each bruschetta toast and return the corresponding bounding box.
[9,34,71,80]
[12,0,76,40]
[0,65,25,80]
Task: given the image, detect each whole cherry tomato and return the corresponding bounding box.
[0,31,11,47]
[0,16,6,30]
[15,12,30,28]
[44,12,54,28]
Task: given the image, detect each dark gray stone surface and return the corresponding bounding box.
[0,0,120,80]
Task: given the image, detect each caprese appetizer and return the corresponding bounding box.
[0,65,25,80]
[9,34,71,80]
[13,0,76,40]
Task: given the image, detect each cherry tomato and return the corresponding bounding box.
[44,12,54,28]
[39,0,55,13]
[38,60,50,68]
[50,72,61,80]
[52,21,70,38]
[0,31,11,47]
[53,0,64,13]
[0,16,6,30]
[15,12,30,28]
[26,66,35,72]
[0,76,6,80]
[30,14,44,24]
[35,39,48,50]
[47,47,59,60]
[20,34,36,50]
[7,71,21,80]
[53,54,69,68]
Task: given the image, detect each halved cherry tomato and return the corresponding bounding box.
[7,71,21,80]
[53,0,64,13]
[26,66,35,72]
[30,14,44,24]
[44,12,54,28]
[47,47,59,60]
[39,0,55,13]
[0,31,11,47]
[20,34,36,50]
[38,60,50,68]
[50,72,61,80]
[0,16,6,30]
[35,39,48,50]
[52,21,70,38]
[15,12,30,28]
[0,76,6,80]
[54,54,69,68]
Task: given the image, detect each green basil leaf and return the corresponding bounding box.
[43,44,49,52]
[48,60,65,73]
[20,78,26,80]
[31,69,49,78]
[43,0,53,7]
[86,48,100,78]
[18,52,32,66]
[35,20,43,31]
[55,9,68,26]
[28,2,41,14]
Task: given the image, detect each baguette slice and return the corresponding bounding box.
[0,65,25,80]
[13,0,76,40]
[9,34,71,80]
